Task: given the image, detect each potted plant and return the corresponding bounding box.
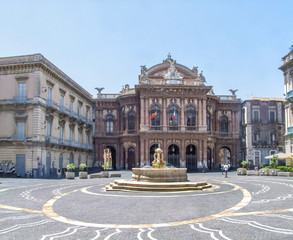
[79,163,88,179]
[269,156,280,176]
[65,163,75,179]
[101,162,110,178]
[237,161,248,175]
[277,166,293,177]
[259,162,269,176]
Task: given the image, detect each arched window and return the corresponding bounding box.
[150,105,160,130]
[122,110,126,131]
[186,106,196,130]
[221,116,228,135]
[106,115,114,135]
[128,112,135,131]
[169,105,178,130]
[207,111,211,131]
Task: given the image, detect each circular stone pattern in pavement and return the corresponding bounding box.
[43,181,251,229]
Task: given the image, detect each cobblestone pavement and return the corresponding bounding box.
[1,171,293,239]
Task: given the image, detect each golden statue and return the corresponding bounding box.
[103,148,112,169]
[152,148,165,168]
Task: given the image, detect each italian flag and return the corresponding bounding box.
[171,110,176,119]
[149,110,157,119]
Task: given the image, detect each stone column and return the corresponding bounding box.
[203,99,207,129]
[163,98,167,131]
[140,139,145,165]
[180,98,185,131]
[198,139,202,168]
[198,98,202,127]
[140,97,145,130]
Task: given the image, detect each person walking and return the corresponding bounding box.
[223,163,229,178]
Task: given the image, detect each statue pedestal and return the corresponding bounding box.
[132,168,187,182]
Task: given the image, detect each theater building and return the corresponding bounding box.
[94,55,241,171]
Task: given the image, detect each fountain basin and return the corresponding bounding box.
[132,168,188,182]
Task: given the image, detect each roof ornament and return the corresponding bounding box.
[164,59,183,82]
[139,65,149,84]
[167,53,172,60]
[290,45,293,52]
[229,89,238,96]
[95,87,104,98]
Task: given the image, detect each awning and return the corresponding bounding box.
[264,152,293,159]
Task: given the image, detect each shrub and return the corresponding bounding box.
[277,166,293,172]
[241,161,248,168]
[79,163,87,172]
[66,163,75,172]
[259,163,266,169]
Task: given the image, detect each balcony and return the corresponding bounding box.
[46,100,59,110]
[286,90,293,103]
[59,105,70,115]
[13,96,28,104]
[45,136,58,144]
[288,126,293,135]
[11,134,26,142]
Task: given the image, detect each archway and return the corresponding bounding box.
[128,147,135,170]
[168,144,180,167]
[207,147,212,170]
[46,152,51,177]
[186,144,197,172]
[149,144,159,165]
[105,146,116,170]
[219,147,231,168]
[59,154,63,169]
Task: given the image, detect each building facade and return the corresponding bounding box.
[94,55,241,171]
[0,54,94,177]
[241,97,285,167]
[280,46,293,157]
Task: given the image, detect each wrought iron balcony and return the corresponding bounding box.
[11,134,26,142]
[46,100,59,110]
[45,136,59,144]
[286,90,293,102]
[288,126,293,135]
[13,96,27,104]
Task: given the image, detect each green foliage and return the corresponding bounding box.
[66,163,75,172]
[79,163,87,172]
[259,162,266,169]
[102,162,109,170]
[241,161,248,168]
[277,166,293,172]
[270,159,278,169]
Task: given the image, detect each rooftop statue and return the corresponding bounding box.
[164,60,183,80]
[139,65,149,84]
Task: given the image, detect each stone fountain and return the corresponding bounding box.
[106,148,211,192]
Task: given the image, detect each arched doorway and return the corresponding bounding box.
[59,154,63,169]
[219,147,231,168]
[128,147,135,170]
[78,155,81,168]
[150,144,159,165]
[105,146,116,170]
[186,144,197,172]
[207,147,212,170]
[46,152,51,177]
[69,153,73,164]
[168,144,180,167]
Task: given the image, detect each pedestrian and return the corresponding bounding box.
[221,163,224,175]
[223,163,229,178]
[202,164,205,173]
[57,168,61,179]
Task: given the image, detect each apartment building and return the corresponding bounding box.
[0,54,94,177]
[241,98,285,167]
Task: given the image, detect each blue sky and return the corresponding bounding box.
[1,0,292,100]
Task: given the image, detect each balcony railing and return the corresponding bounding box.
[13,96,27,103]
[46,100,59,110]
[59,105,70,115]
[45,136,59,144]
[11,134,26,142]
[288,126,293,135]
[286,90,293,102]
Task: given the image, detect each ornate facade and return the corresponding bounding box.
[94,55,241,171]
[0,54,94,177]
